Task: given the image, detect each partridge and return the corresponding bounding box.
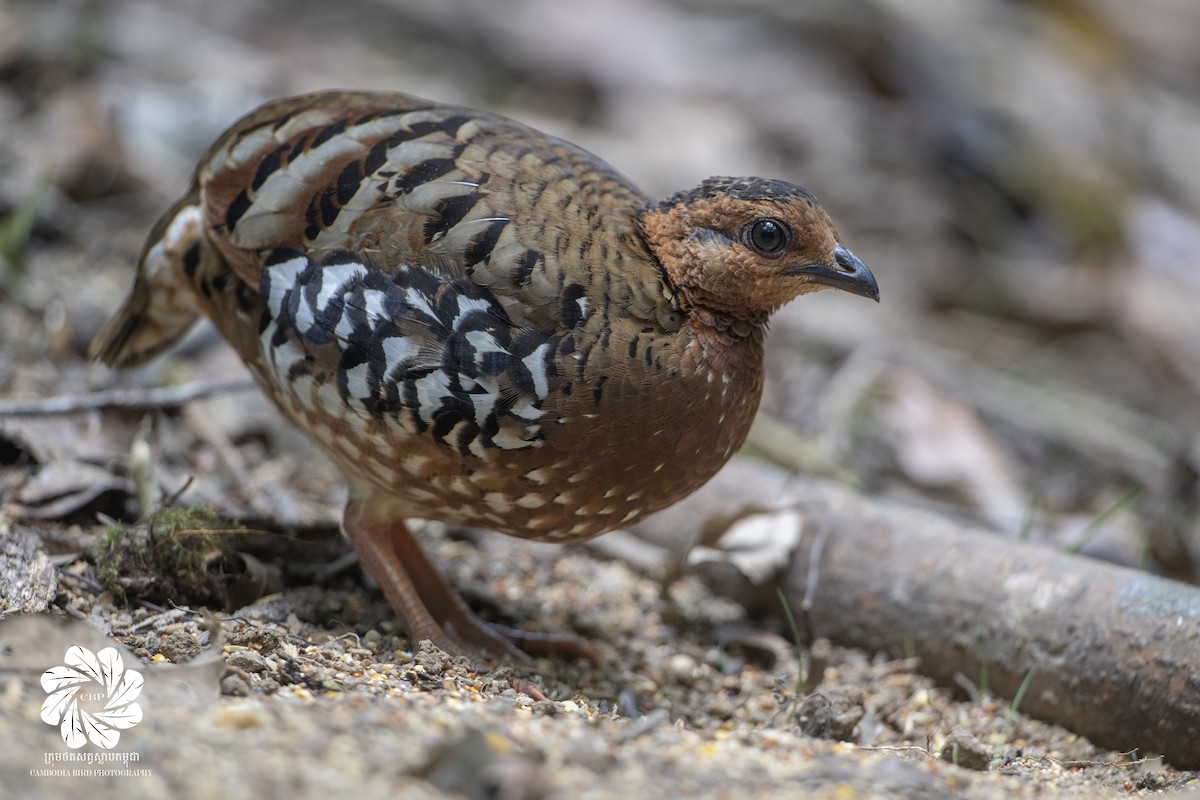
[92,90,878,663]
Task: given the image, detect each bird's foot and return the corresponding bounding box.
[342,508,596,670]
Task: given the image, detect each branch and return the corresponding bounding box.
[0,376,255,416]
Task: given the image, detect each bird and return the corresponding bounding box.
[91,90,878,665]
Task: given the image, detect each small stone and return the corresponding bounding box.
[228,625,285,655]
[157,628,205,662]
[666,653,702,686]
[226,649,270,673]
[220,673,252,697]
[940,726,993,771]
[795,686,865,741]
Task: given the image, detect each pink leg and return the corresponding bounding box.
[342,506,596,666]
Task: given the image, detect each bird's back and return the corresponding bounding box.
[199,91,678,331]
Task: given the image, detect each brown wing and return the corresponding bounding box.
[197,90,665,330]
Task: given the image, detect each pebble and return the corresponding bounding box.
[226,650,271,673]
[666,653,702,686]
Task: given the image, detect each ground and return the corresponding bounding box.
[2,0,1200,797]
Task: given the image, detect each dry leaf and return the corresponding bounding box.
[883,370,1026,532]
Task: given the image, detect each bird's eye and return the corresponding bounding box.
[747,218,789,255]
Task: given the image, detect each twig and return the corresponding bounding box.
[123,607,194,634]
[614,709,671,742]
[0,375,254,416]
[857,744,935,759]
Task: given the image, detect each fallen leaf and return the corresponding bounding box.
[883,369,1026,532]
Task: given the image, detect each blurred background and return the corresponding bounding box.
[2,0,1199,583]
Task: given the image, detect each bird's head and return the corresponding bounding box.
[638,177,878,325]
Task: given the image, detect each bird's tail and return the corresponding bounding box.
[90,194,208,368]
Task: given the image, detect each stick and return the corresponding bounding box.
[0,375,254,416]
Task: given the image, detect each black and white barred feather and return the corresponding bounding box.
[259,250,561,458]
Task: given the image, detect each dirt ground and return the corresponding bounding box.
[2,0,1200,797]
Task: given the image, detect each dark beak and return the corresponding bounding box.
[785,244,880,302]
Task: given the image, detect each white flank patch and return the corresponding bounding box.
[343,361,371,401]
[402,285,438,320]
[265,256,309,317]
[469,377,499,427]
[334,312,356,342]
[359,288,388,323]
[507,396,541,423]
[264,337,305,380]
[335,276,384,339]
[412,369,453,425]
[452,296,493,329]
[521,341,552,398]
[381,336,420,374]
[492,428,535,450]
[441,419,468,447]
[314,262,367,311]
[465,330,503,366]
